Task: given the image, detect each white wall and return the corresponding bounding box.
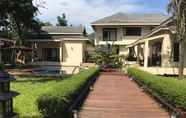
[33,40,85,74]
[94,25,153,46]
[63,41,83,65]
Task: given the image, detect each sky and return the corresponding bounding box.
[35,0,170,33]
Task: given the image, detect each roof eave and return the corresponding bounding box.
[25,38,89,42]
[126,27,175,48]
[91,23,161,26]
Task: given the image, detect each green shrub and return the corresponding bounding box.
[90,46,125,68]
[37,67,100,118]
[128,67,186,110]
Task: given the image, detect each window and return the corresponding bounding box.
[173,43,179,62]
[103,28,117,41]
[125,27,142,36]
[42,48,60,62]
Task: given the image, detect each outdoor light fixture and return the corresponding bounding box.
[0,71,19,118]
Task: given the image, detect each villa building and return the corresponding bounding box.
[0,26,89,74]
[92,13,186,75]
[126,17,186,75]
[91,13,169,56]
[25,26,88,74]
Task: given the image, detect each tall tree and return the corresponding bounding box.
[167,0,186,78]
[56,13,68,26]
[35,18,53,26]
[0,0,39,44]
[0,0,40,63]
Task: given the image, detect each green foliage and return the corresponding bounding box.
[56,13,68,26]
[91,46,125,68]
[12,67,99,118]
[0,0,39,44]
[37,67,100,118]
[167,0,186,77]
[12,77,62,118]
[128,67,186,110]
[35,18,53,26]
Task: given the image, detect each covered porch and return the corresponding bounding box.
[126,32,186,75]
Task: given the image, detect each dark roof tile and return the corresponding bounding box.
[92,12,169,25]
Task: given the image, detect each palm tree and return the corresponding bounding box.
[167,0,186,78]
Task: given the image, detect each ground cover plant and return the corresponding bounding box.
[12,67,99,118]
[37,67,99,118]
[128,67,186,111]
[12,77,65,118]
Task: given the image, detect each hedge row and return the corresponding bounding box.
[37,67,100,118]
[128,67,186,110]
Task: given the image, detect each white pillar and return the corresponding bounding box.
[137,44,140,64]
[59,42,63,62]
[144,40,149,68]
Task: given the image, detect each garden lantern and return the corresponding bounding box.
[0,71,19,118]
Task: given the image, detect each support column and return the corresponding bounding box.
[144,40,149,68]
[137,44,140,65]
[59,42,63,62]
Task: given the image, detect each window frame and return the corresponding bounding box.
[42,48,60,62]
[125,27,142,36]
[103,28,117,41]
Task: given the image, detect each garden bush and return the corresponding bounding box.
[128,67,186,110]
[37,67,100,118]
[90,46,125,68]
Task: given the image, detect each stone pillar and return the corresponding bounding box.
[144,40,149,68]
[161,35,171,67]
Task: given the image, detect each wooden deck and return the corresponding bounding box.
[79,71,170,118]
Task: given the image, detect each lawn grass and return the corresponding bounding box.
[11,67,99,118]
[12,77,65,118]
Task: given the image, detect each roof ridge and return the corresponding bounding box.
[91,12,169,25]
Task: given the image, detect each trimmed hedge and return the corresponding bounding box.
[128,67,186,110]
[37,67,100,118]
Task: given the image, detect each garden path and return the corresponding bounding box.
[79,71,170,118]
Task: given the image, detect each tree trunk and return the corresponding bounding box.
[179,39,184,78]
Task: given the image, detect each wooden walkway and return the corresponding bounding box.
[79,72,170,118]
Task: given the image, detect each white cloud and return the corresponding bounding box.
[35,0,151,33]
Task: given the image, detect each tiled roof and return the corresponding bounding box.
[92,12,169,25]
[26,26,88,41]
[39,26,85,34]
